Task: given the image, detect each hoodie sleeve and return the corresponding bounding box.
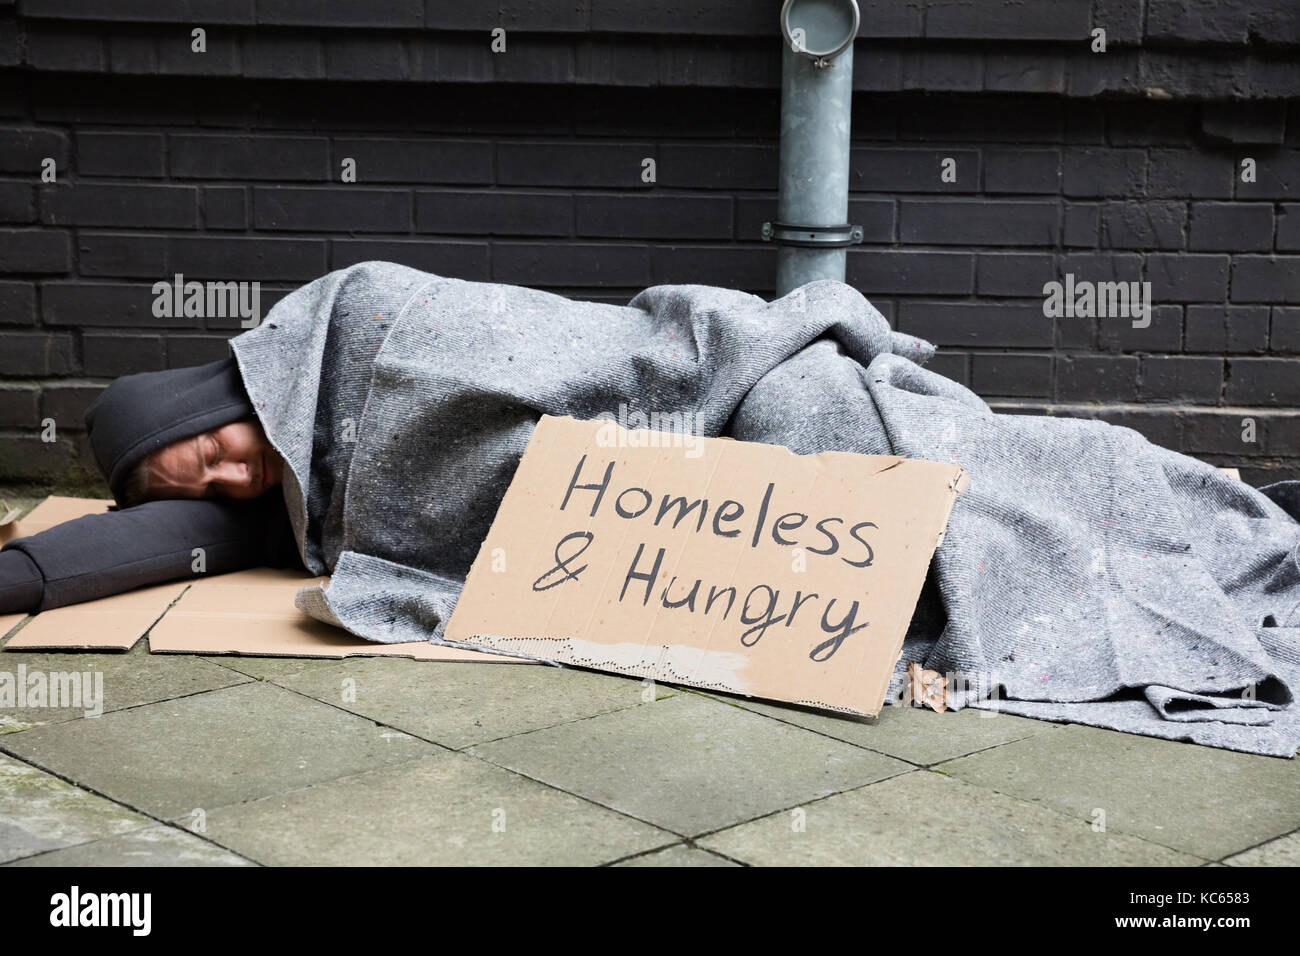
[0,494,302,614]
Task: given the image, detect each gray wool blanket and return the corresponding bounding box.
[230,261,1300,757]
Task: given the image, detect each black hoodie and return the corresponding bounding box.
[0,358,301,615]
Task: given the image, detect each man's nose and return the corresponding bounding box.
[211,459,253,489]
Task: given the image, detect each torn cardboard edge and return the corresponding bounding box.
[1,496,530,664]
[445,415,969,717]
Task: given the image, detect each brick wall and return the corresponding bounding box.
[1,1,1298,489]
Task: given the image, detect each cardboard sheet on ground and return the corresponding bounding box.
[1,497,527,663]
[445,415,969,716]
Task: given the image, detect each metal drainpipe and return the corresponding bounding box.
[763,0,863,298]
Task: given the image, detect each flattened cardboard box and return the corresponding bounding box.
[446,415,968,716]
[1,497,527,664]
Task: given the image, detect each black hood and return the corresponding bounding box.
[83,357,255,507]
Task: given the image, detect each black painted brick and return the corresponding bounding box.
[848,250,973,295]
[1063,202,1100,246]
[25,30,106,72]
[1139,356,1223,403]
[334,138,493,184]
[42,183,197,228]
[1099,201,1186,250]
[0,182,34,222]
[983,149,1060,194]
[971,352,1054,398]
[168,236,327,280]
[82,333,165,376]
[1147,0,1248,44]
[983,53,1064,95]
[1063,148,1145,197]
[1147,149,1235,199]
[1189,202,1275,252]
[1225,358,1300,406]
[107,35,156,74]
[76,131,166,177]
[650,245,774,290]
[492,241,649,287]
[1057,355,1140,402]
[0,331,75,376]
[657,145,778,191]
[77,232,167,277]
[169,134,329,181]
[926,0,1090,39]
[1184,411,1261,455]
[253,186,410,233]
[1185,304,1272,354]
[0,385,38,426]
[1273,306,1300,352]
[243,36,324,80]
[577,195,731,240]
[155,30,241,77]
[42,282,192,327]
[0,281,37,326]
[24,0,255,23]
[1231,256,1300,303]
[851,148,980,193]
[40,384,101,427]
[0,229,71,273]
[897,301,1052,348]
[202,186,247,230]
[0,437,76,481]
[259,0,420,27]
[976,253,1056,296]
[1235,151,1300,200]
[166,335,234,367]
[1099,305,1184,353]
[1147,253,1229,302]
[499,143,658,188]
[1277,204,1300,251]
[1060,251,1144,283]
[417,190,571,236]
[899,199,1058,246]
[0,127,69,174]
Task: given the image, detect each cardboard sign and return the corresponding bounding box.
[445,415,968,716]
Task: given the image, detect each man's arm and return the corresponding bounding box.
[0,494,301,615]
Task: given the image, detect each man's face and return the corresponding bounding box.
[145,419,284,500]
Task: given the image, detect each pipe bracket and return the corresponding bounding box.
[761,220,864,248]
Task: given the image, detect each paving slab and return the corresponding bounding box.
[470,692,911,837]
[7,824,254,866]
[615,844,740,867]
[272,657,670,749]
[703,690,1061,765]
[937,724,1300,860]
[1222,830,1300,866]
[201,751,671,866]
[197,654,345,682]
[700,769,1203,866]
[0,752,151,864]
[1,681,439,819]
[0,641,250,732]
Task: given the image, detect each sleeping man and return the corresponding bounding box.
[2,260,1299,756]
